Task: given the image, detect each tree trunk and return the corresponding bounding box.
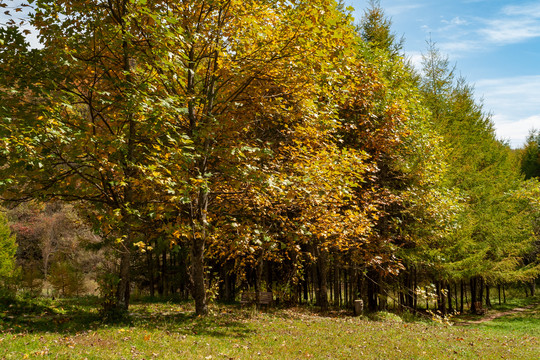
[344,270,349,308]
[147,248,155,297]
[447,282,453,314]
[413,267,417,311]
[302,273,309,303]
[191,234,207,315]
[470,277,477,313]
[367,270,378,312]
[116,245,131,310]
[190,189,209,316]
[454,283,458,312]
[478,277,484,303]
[436,281,447,315]
[460,280,464,314]
[115,2,137,313]
[406,270,414,310]
[314,246,329,310]
[162,250,168,297]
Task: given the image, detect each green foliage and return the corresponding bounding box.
[359,0,403,57]
[48,260,85,297]
[0,0,538,317]
[520,129,540,180]
[419,42,534,286]
[0,211,18,291]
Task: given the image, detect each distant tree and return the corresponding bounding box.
[359,0,404,57]
[0,211,18,291]
[520,129,540,180]
[49,259,85,297]
[7,202,102,293]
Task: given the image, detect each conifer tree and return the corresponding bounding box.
[520,130,540,180]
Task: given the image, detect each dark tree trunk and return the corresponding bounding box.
[316,247,329,311]
[302,273,309,302]
[470,277,477,313]
[406,270,414,310]
[147,248,155,297]
[413,267,417,311]
[351,268,358,304]
[116,245,131,310]
[190,189,209,316]
[157,250,165,297]
[454,283,458,312]
[161,250,168,296]
[447,282,453,313]
[344,270,349,307]
[478,277,484,303]
[460,280,464,314]
[436,281,447,315]
[367,270,378,312]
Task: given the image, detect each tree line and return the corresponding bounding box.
[0,0,539,316]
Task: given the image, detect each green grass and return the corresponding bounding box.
[0,296,539,359]
[472,297,540,336]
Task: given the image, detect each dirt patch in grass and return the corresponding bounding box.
[456,303,537,326]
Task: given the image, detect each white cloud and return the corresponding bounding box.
[404,50,424,71]
[477,2,540,45]
[503,3,540,17]
[425,2,540,57]
[474,75,540,148]
[442,16,468,26]
[493,114,539,148]
[385,3,425,17]
[439,40,483,57]
[480,18,540,44]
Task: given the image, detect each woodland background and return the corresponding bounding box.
[0,0,539,318]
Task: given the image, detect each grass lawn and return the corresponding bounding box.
[1,296,538,359]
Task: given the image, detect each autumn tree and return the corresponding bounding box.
[0,0,177,310]
[1,0,370,315]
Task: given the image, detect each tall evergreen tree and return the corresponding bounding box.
[359,0,404,57]
[420,43,533,312]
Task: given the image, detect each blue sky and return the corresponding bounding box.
[346,0,540,148]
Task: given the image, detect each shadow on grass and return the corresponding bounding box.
[0,296,254,339]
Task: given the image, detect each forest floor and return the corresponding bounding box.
[0,296,539,359]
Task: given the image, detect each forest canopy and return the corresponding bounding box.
[0,0,539,316]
